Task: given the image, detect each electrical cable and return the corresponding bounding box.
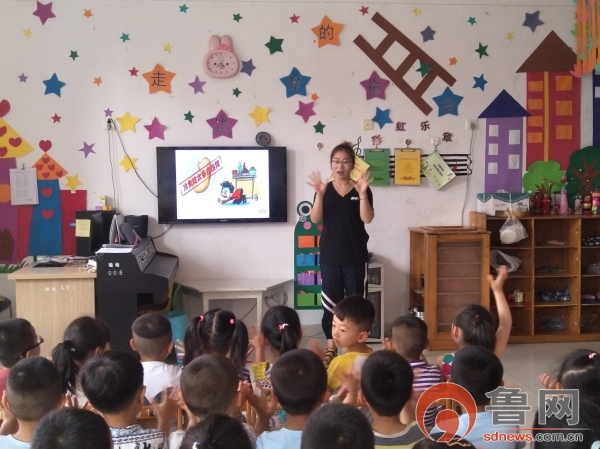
[106,124,117,211]
[461,125,476,227]
[153,225,174,239]
[240,303,257,320]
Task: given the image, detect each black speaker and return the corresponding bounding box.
[75,210,115,257]
[124,215,148,238]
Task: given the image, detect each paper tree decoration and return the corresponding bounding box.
[517,31,580,169]
[573,0,599,75]
[566,147,600,200]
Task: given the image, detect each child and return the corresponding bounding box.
[80,350,175,448]
[31,408,112,449]
[360,350,424,447]
[300,403,374,449]
[169,354,271,449]
[326,295,375,392]
[413,436,475,448]
[131,313,181,403]
[0,318,42,395]
[533,399,600,448]
[256,349,328,449]
[0,357,64,448]
[184,308,250,381]
[436,266,511,380]
[388,315,442,427]
[431,346,523,449]
[250,305,302,430]
[180,414,253,449]
[51,316,110,404]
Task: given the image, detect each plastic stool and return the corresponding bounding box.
[0,295,13,319]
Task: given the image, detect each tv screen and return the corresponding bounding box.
[156,146,287,224]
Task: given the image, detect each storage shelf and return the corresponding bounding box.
[534,273,577,278]
[534,302,575,307]
[535,245,578,249]
[534,329,579,337]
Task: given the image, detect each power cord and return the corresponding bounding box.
[461,122,477,226]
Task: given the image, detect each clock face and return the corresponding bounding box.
[205,51,239,76]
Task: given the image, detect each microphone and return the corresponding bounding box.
[120,222,140,246]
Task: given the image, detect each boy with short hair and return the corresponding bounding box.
[0,357,65,448]
[0,318,42,395]
[81,350,176,449]
[327,295,375,391]
[301,403,374,449]
[130,313,181,403]
[388,315,442,427]
[360,350,424,447]
[257,349,328,449]
[431,346,524,449]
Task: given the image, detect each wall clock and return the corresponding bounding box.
[203,35,239,78]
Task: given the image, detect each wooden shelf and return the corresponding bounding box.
[534,302,575,307]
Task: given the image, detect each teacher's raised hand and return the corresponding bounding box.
[353,170,373,195]
[307,171,329,196]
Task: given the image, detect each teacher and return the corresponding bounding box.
[308,141,374,352]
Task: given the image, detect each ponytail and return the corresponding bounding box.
[454,305,496,352]
[229,320,249,378]
[261,306,302,356]
[184,315,207,366]
[51,340,79,394]
[557,349,600,403]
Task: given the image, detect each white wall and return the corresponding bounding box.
[1,0,585,327]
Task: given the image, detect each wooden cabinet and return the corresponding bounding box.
[470,212,600,344]
[409,226,490,350]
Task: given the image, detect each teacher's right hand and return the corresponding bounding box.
[308,171,328,195]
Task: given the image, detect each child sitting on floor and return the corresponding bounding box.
[256,349,328,449]
[131,313,181,404]
[0,357,64,448]
[81,350,176,448]
[180,414,254,449]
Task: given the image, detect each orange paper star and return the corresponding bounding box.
[449,57,457,65]
[93,77,103,86]
[142,64,176,94]
[311,16,343,48]
[83,9,93,18]
[311,93,319,101]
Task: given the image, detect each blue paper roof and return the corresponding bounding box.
[478,90,530,118]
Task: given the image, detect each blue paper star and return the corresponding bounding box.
[43,73,66,97]
[280,67,311,98]
[473,74,488,91]
[523,11,544,32]
[241,59,256,76]
[421,26,436,43]
[372,107,393,129]
[432,87,463,117]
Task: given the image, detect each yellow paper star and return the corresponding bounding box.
[83,9,93,18]
[248,106,270,127]
[506,32,515,41]
[412,7,421,16]
[163,43,172,53]
[23,29,32,38]
[116,112,140,132]
[119,156,138,172]
[64,174,83,192]
[311,93,319,101]
[311,16,343,48]
[93,77,103,86]
[142,64,176,94]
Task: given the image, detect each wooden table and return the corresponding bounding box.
[8,264,96,357]
[176,278,293,324]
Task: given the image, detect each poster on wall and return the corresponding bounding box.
[394,149,421,185]
[364,149,390,185]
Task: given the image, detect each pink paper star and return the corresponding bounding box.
[359,6,369,15]
[144,117,166,140]
[295,101,316,123]
[33,1,55,25]
[206,110,237,139]
[129,67,139,76]
[79,142,96,158]
[189,76,206,94]
[290,14,300,23]
[51,113,61,123]
[360,71,390,100]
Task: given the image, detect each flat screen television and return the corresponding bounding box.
[156,146,287,224]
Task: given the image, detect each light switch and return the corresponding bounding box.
[363,119,374,130]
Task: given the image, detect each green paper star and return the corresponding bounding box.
[184,111,194,122]
[314,121,325,134]
[69,50,79,61]
[475,42,488,58]
[416,61,431,77]
[120,33,130,42]
[265,36,284,54]
[468,17,476,25]
[233,88,242,97]
[179,4,188,12]
[233,13,242,22]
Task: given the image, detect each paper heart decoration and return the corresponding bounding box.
[0,147,6,158]
[41,210,54,220]
[48,164,55,171]
[42,155,50,163]
[55,170,63,177]
[0,100,10,118]
[39,140,52,152]
[41,187,53,197]
[36,163,43,170]
[9,137,21,147]
[42,172,49,179]
[0,126,6,137]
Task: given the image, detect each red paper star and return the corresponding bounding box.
[129,67,139,76]
[359,6,369,15]
[51,113,61,123]
[290,14,299,23]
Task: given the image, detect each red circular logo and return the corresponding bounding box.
[416,383,478,442]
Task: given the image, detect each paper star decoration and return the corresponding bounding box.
[265,36,284,54]
[311,93,319,101]
[241,60,256,76]
[506,32,515,41]
[119,156,137,172]
[314,121,325,134]
[184,111,194,122]
[233,13,242,22]
[163,43,173,53]
[83,9,93,18]
[413,7,421,16]
[142,64,176,94]
[116,112,140,132]
[18,73,28,82]
[23,29,32,38]
[433,87,463,117]
[51,114,61,123]
[233,88,242,97]
[421,26,436,42]
[523,11,544,32]
[70,51,79,61]
[64,174,83,192]
[129,67,139,76]
[290,14,300,23]
[449,57,457,65]
[416,61,431,77]
[280,67,311,97]
[120,33,130,42]
[248,106,270,127]
[475,42,489,58]
[359,6,369,15]
[311,16,343,47]
[43,73,66,97]
[468,17,476,25]
[104,108,113,117]
[206,110,238,139]
[79,142,96,158]
[179,4,188,13]
[144,117,166,140]
[296,101,316,123]
[473,74,487,90]
[33,1,55,25]
[189,76,206,93]
[93,77,102,86]
[373,107,393,129]
[360,71,390,100]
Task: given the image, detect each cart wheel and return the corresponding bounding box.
[253,194,258,201]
